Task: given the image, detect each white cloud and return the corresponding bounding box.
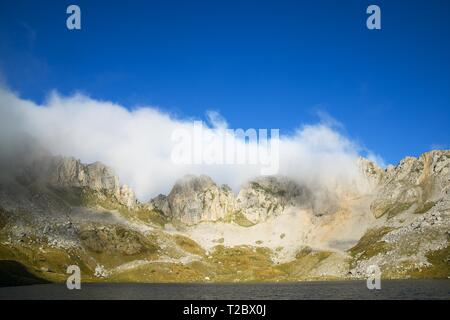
[0,86,382,200]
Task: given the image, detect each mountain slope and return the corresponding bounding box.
[0,150,449,283]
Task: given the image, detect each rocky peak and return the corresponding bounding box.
[236,176,312,223]
[47,157,119,190]
[147,151,450,225]
[356,157,385,187]
[169,175,216,195]
[163,175,236,225]
[25,156,136,208]
[370,150,450,218]
[148,194,170,216]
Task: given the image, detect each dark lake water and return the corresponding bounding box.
[0,280,448,300]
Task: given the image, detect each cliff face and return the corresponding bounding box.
[370,150,450,219]
[150,175,236,225]
[149,175,344,225]
[344,150,450,279]
[236,177,312,223]
[18,155,136,208]
[149,175,313,225]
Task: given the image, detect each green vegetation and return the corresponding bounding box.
[276,247,334,280]
[1,174,447,284]
[207,245,283,282]
[227,211,255,227]
[386,202,413,218]
[108,244,343,283]
[414,201,436,214]
[110,261,207,283]
[406,245,450,279]
[173,234,205,256]
[0,241,95,283]
[349,227,394,262]
[50,186,168,227]
[78,225,159,268]
[133,207,167,227]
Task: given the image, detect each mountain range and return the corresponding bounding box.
[0,147,449,285]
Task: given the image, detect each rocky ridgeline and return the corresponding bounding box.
[21,155,136,208]
[149,175,236,224]
[349,199,450,279]
[368,150,450,219]
[5,149,448,227]
[149,175,320,225]
[149,150,450,225]
[347,150,450,279]
[236,177,312,223]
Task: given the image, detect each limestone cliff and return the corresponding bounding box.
[164,175,235,224]
[21,155,136,208]
[370,150,450,219]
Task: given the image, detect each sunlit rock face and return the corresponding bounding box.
[370,150,450,218]
[14,155,136,208]
[236,176,312,223]
[150,175,328,225]
[124,150,450,226]
[0,148,449,282]
[45,157,136,208]
[153,174,344,225]
[46,157,120,190]
[356,157,385,188]
[163,175,236,225]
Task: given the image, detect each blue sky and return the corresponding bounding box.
[0,0,449,165]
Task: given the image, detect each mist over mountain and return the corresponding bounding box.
[0,138,448,283]
[0,83,449,284]
[0,87,381,200]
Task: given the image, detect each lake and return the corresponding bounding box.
[0,280,448,300]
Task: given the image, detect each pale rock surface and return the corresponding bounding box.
[236,176,312,223]
[30,156,136,208]
[370,150,450,218]
[164,175,236,224]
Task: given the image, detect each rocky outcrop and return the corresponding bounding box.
[150,175,314,224]
[78,224,158,255]
[357,157,385,188]
[161,175,236,225]
[349,198,450,279]
[151,174,345,224]
[370,150,450,218]
[149,151,450,226]
[24,156,136,208]
[148,194,170,216]
[236,176,312,223]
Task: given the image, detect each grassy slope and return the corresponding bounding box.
[348,227,393,263]
[348,225,450,279]
[109,245,341,283]
[1,184,448,284]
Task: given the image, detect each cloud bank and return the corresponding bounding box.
[0,86,381,200]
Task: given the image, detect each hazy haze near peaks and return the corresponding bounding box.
[0,86,382,200]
